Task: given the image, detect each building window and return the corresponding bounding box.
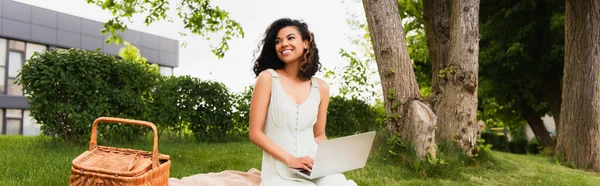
[8,40,26,96]
[0,38,6,94]
[7,51,24,96]
[159,66,173,76]
[9,40,25,51]
[2,40,43,96]
[23,110,39,136]
[26,43,47,61]
[6,109,22,135]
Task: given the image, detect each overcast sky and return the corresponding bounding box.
[14,0,367,94]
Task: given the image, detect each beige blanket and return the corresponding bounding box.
[168,168,262,186]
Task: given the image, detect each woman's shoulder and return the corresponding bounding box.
[254,69,274,90]
[312,77,329,94]
[258,69,274,79]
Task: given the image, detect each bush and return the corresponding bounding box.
[508,138,528,154]
[527,140,541,154]
[17,48,160,143]
[150,76,192,135]
[480,132,509,152]
[187,79,235,142]
[326,96,384,137]
[151,76,235,142]
[231,86,253,138]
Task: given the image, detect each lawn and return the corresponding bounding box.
[1,135,599,185]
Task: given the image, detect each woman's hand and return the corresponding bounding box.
[286,156,314,172]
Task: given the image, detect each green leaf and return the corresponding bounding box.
[86,0,244,58]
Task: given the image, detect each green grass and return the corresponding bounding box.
[1,135,599,185]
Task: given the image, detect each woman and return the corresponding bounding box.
[248,18,358,186]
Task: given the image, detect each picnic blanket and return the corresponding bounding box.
[168,168,262,186]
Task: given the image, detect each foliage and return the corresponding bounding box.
[231,86,253,138]
[186,78,235,142]
[474,138,493,157]
[326,96,385,137]
[527,140,541,154]
[480,132,510,152]
[150,76,193,135]
[397,0,431,96]
[479,131,543,155]
[18,48,241,143]
[85,0,244,58]
[119,41,150,65]
[384,132,495,180]
[325,0,380,102]
[478,0,565,134]
[17,48,160,143]
[324,49,379,101]
[151,75,235,142]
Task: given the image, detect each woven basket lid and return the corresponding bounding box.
[71,146,155,177]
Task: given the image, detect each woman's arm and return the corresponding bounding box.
[313,78,330,144]
[249,71,292,162]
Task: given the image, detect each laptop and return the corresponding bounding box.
[290,131,377,179]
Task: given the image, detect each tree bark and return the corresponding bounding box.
[422,0,450,112]
[520,100,556,148]
[557,0,600,172]
[363,0,437,158]
[432,0,480,156]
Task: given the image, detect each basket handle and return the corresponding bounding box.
[90,117,160,169]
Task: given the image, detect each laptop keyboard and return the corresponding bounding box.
[300,169,311,176]
[295,168,311,176]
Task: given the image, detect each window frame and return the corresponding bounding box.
[7,40,26,96]
[5,109,23,135]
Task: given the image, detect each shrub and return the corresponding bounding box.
[187,79,235,142]
[231,86,253,138]
[150,75,235,142]
[480,131,509,152]
[508,138,528,154]
[17,48,160,143]
[527,140,541,154]
[326,96,384,137]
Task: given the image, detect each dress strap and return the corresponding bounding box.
[266,69,278,78]
[311,77,319,88]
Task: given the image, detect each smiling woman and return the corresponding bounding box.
[248,18,357,186]
[252,18,320,81]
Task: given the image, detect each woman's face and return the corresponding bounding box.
[275,26,308,64]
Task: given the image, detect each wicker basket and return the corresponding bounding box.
[69,117,171,186]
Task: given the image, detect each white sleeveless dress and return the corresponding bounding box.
[259,69,358,186]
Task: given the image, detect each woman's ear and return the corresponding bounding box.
[304,41,309,50]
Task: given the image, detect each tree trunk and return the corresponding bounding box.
[432,0,480,156]
[423,0,450,112]
[520,100,556,148]
[363,0,437,158]
[557,0,600,172]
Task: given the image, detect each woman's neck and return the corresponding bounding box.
[281,60,302,81]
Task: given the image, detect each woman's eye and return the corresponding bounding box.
[288,37,295,40]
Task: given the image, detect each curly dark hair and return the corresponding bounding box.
[252,18,320,81]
